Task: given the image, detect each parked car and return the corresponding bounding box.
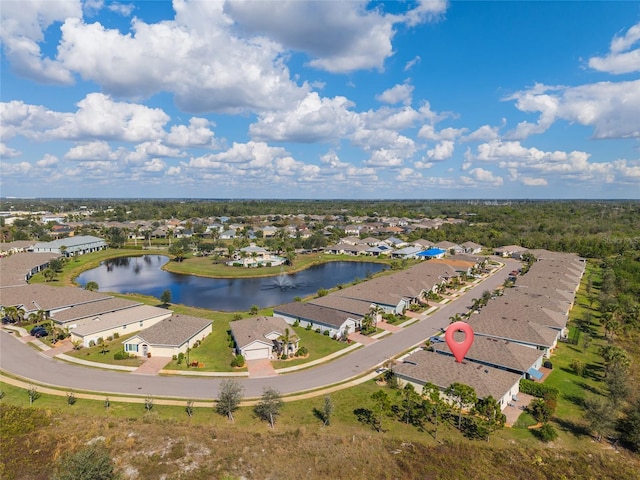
[30,326,48,338]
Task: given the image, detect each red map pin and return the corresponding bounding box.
[445,321,474,363]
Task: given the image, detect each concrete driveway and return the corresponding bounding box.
[246,359,277,378]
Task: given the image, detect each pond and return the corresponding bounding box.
[76,255,388,312]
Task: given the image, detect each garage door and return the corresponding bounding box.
[243,347,270,360]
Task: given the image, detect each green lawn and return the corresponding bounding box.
[271,326,350,368]
[163,318,245,372]
[66,331,145,368]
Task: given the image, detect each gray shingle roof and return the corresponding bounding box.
[274,302,356,329]
[0,284,111,312]
[230,316,292,349]
[70,304,171,336]
[51,297,142,324]
[0,252,59,287]
[433,332,544,373]
[309,295,375,316]
[394,349,522,400]
[130,314,212,347]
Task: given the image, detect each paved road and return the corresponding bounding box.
[0,258,519,399]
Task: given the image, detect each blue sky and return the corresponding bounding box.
[1,0,639,199]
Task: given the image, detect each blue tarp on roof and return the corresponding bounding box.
[417,248,446,257]
[527,367,544,381]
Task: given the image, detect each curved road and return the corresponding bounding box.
[0,259,519,400]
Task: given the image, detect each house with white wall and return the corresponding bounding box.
[393,349,522,410]
[230,316,299,360]
[122,314,212,358]
[273,302,360,338]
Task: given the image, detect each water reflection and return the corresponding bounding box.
[76,255,387,312]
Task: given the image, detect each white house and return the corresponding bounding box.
[30,235,107,256]
[393,349,522,410]
[273,302,360,338]
[122,314,212,358]
[229,316,299,360]
[68,304,171,347]
[228,244,286,267]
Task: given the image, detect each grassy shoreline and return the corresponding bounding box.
[161,252,392,279]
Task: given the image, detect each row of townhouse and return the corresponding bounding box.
[273,256,482,338]
[394,249,585,410]
[0,279,212,357]
[325,237,484,259]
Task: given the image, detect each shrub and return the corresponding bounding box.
[97,337,104,345]
[177,352,185,365]
[530,398,553,423]
[113,332,120,339]
[172,355,177,361]
[113,351,130,360]
[543,360,553,369]
[315,328,321,334]
[323,330,330,336]
[106,336,113,342]
[53,441,116,480]
[88,340,96,347]
[231,354,245,368]
[305,323,312,331]
[570,359,586,377]
[534,423,558,442]
[519,379,559,399]
[293,319,300,327]
[296,346,308,356]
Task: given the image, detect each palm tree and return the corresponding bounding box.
[449,313,463,324]
[369,304,384,327]
[2,306,24,324]
[276,328,295,357]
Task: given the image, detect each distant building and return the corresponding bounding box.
[30,235,107,256]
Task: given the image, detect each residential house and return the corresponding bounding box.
[229,244,285,267]
[123,314,212,358]
[0,252,58,286]
[384,236,407,248]
[30,235,107,256]
[230,316,299,360]
[262,226,279,238]
[68,304,172,347]
[365,244,394,256]
[391,246,424,259]
[416,247,446,259]
[274,302,360,337]
[432,331,545,381]
[461,241,484,254]
[435,241,464,254]
[494,245,527,258]
[393,349,522,410]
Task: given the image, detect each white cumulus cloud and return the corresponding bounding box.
[589,22,640,74]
